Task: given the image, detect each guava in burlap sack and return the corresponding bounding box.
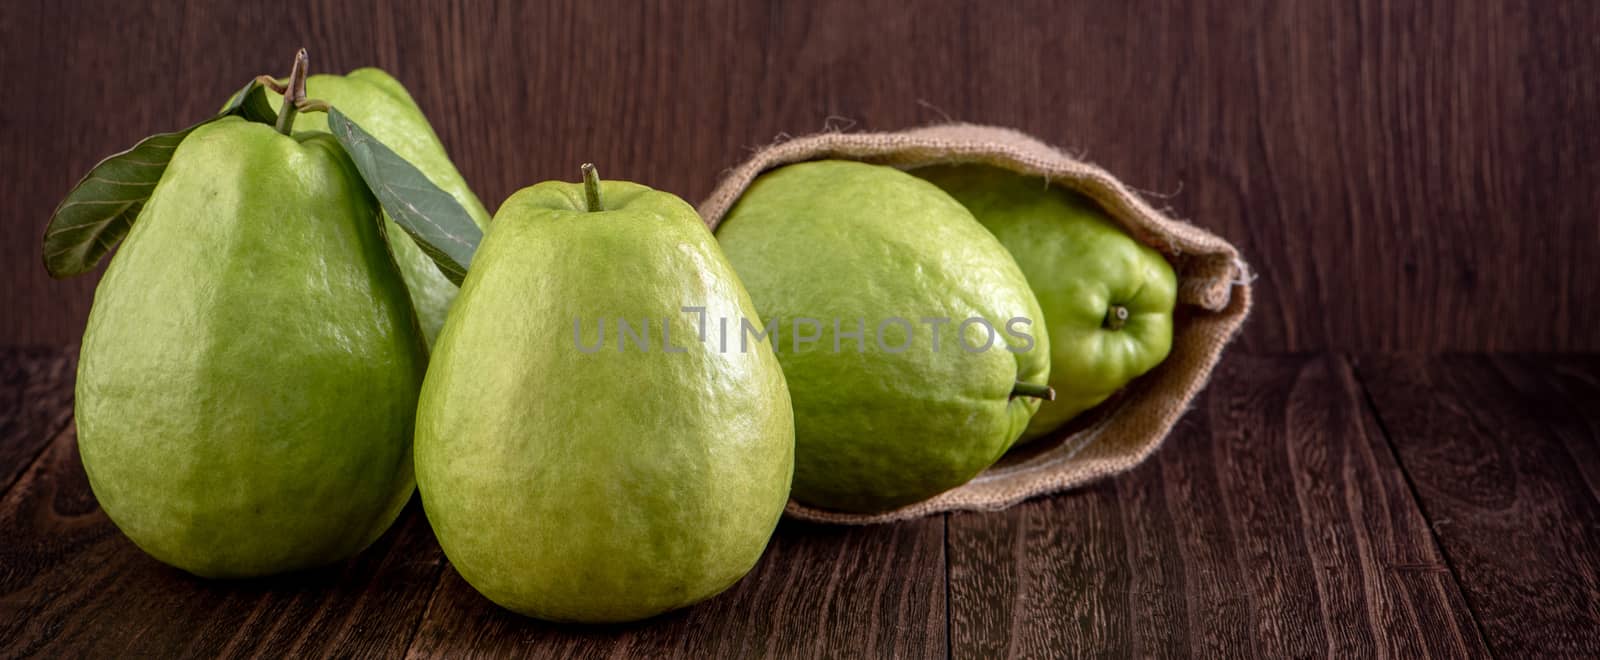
[699,123,1252,524]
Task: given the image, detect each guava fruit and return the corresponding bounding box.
[260,68,490,346]
[915,164,1177,441]
[415,166,794,623]
[75,116,426,578]
[713,160,1052,513]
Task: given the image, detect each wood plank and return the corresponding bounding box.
[0,348,74,494]
[0,423,447,657]
[1356,354,1600,656]
[404,517,947,658]
[949,354,1486,658]
[5,0,1600,352]
[948,478,1148,657]
[1487,354,1600,499]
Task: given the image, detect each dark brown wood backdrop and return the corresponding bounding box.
[2,0,1597,351]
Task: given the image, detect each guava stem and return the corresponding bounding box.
[1105,304,1130,331]
[254,75,287,95]
[274,49,310,136]
[581,163,603,212]
[1012,381,1056,401]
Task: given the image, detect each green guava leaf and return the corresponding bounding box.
[42,80,278,278]
[221,79,281,125]
[326,107,481,285]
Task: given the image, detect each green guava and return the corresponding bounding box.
[415,168,794,623]
[915,164,1177,441]
[714,160,1052,513]
[261,68,491,346]
[76,117,426,578]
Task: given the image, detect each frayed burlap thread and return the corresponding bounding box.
[700,123,1252,524]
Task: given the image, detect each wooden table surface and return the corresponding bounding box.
[3,348,1596,658]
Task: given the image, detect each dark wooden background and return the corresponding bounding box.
[2,0,1596,351]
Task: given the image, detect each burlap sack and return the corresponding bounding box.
[699,123,1252,524]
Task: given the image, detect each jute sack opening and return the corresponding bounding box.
[699,123,1253,525]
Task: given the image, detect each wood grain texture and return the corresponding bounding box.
[2,0,1598,351]
[1356,354,1600,657]
[948,354,1487,658]
[1488,354,1600,500]
[6,349,1600,655]
[405,518,947,659]
[0,348,73,495]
